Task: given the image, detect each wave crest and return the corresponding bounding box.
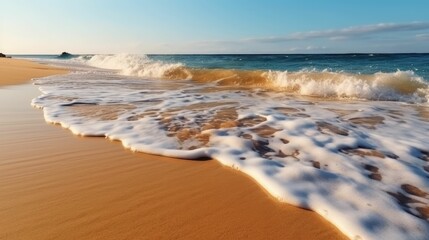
[80,54,429,102]
[81,54,189,79]
[266,69,429,102]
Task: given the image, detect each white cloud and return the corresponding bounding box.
[416,33,429,40]
[245,22,429,43]
[288,46,327,52]
[197,22,429,46]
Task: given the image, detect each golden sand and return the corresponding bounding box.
[0,59,347,240]
[0,58,68,86]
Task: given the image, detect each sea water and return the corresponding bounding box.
[18,53,429,239]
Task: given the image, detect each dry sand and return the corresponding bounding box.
[0,58,67,86]
[0,59,347,240]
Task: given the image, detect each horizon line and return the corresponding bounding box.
[7,52,429,55]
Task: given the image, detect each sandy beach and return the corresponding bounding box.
[0,58,67,86]
[0,59,347,239]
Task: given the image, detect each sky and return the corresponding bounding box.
[1,0,429,54]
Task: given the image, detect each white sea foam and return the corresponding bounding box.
[31,57,429,239]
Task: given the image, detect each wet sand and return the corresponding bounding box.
[0,59,347,240]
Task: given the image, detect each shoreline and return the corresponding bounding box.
[0,59,347,239]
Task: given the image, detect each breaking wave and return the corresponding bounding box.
[80,54,188,79]
[80,54,429,103]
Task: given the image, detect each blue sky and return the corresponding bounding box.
[1,0,429,54]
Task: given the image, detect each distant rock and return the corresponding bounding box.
[58,52,73,58]
[0,53,11,58]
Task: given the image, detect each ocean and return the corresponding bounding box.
[18,54,429,239]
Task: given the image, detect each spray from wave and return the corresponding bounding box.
[79,54,429,103]
[266,69,429,102]
[80,54,189,79]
